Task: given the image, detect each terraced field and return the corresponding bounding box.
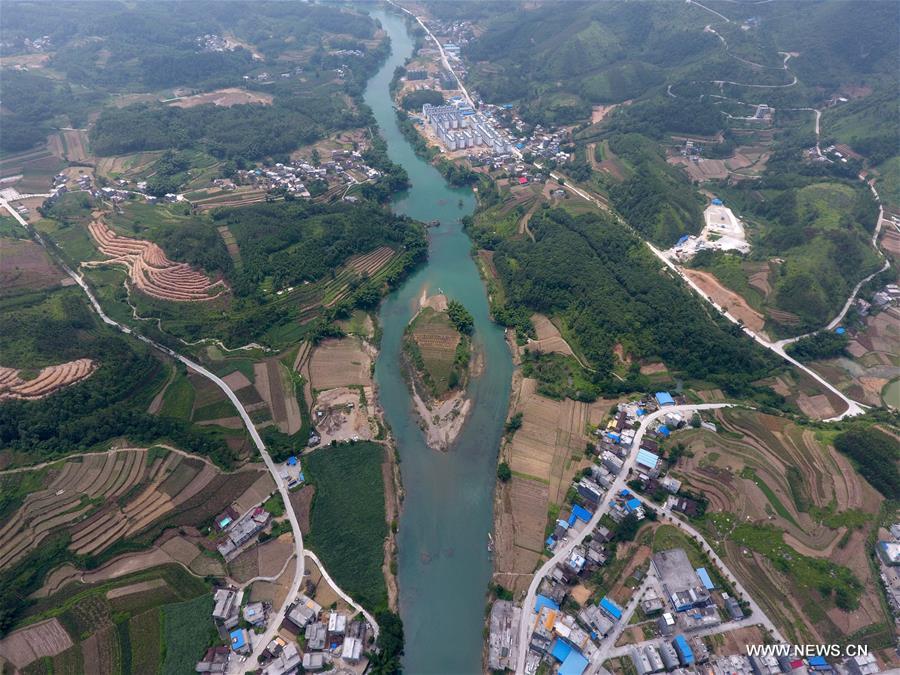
[673,408,887,644]
[0,448,234,570]
[0,359,97,400]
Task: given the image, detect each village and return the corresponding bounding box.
[488,391,882,675]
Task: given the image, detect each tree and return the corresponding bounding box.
[369,610,404,674]
[446,300,474,335]
[311,148,321,167]
[497,462,512,482]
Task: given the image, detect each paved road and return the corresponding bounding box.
[0,199,343,670]
[514,403,732,674]
[386,0,476,109]
[634,493,785,640]
[507,177,870,422]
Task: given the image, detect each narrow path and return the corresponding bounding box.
[0,199,379,665]
[304,550,379,633]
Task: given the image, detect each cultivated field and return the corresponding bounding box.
[407,307,461,399]
[810,307,900,407]
[59,129,93,164]
[0,359,97,401]
[85,218,228,301]
[523,313,576,358]
[0,618,73,670]
[493,377,615,593]
[168,87,273,108]
[0,448,266,571]
[0,237,66,294]
[675,408,887,644]
[307,337,373,390]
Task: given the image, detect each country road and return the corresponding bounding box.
[515,402,734,674]
[1,198,379,667]
[386,0,476,109]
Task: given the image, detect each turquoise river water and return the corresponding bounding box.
[366,9,513,674]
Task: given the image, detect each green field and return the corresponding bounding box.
[160,594,217,675]
[303,441,388,611]
[404,307,465,398]
[158,369,196,420]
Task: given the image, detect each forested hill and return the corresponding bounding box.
[460,0,898,126]
[492,207,778,396]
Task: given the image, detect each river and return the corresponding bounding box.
[365,9,513,674]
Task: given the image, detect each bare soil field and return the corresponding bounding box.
[304,555,353,614]
[0,237,65,293]
[85,217,228,302]
[307,337,373,390]
[255,358,301,434]
[60,129,92,163]
[524,313,575,358]
[168,87,273,108]
[289,486,315,535]
[0,618,73,669]
[669,156,729,182]
[590,104,619,124]
[105,578,167,599]
[683,268,766,333]
[248,560,292,609]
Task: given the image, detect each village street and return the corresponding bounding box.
[514,402,734,674]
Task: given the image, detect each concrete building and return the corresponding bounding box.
[305,621,327,650]
[341,637,363,663]
[212,589,240,630]
[302,652,325,671]
[261,643,301,675]
[242,602,266,626]
[488,600,521,671]
[652,549,711,611]
[422,103,512,154]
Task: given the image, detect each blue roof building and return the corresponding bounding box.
[625,498,641,512]
[287,456,298,466]
[559,650,589,675]
[535,595,560,613]
[599,596,623,620]
[655,392,675,407]
[605,431,622,444]
[551,639,573,662]
[658,425,671,438]
[636,408,646,416]
[572,505,592,523]
[695,567,715,590]
[808,655,830,670]
[546,535,556,548]
[711,198,723,205]
[230,628,248,652]
[673,634,694,665]
[636,448,660,471]
[835,327,846,335]
[676,235,690,246]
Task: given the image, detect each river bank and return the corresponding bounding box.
[366,8,513,672]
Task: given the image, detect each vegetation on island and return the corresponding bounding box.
[403,303,473,400]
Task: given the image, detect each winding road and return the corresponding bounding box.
[514,403,745,674]
[0,198,378,669]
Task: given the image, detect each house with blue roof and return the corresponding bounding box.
[550,639,573,662]
[655,391,675,407]
[599,596,623,621]
[559,650,589,675]
[571,504,592,523]
[229,628,250,654]
[636,448,661,477]
[695,567,715,590]
[673,634,694,665]
[658,425,671,438]
[711,197,723,205]
[534,595,560,613]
